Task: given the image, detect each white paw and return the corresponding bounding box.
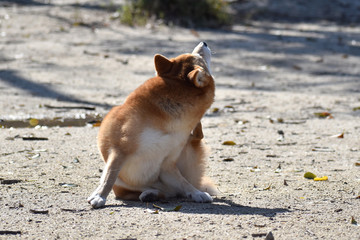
[87,193,106,208]
[188,191,213,203]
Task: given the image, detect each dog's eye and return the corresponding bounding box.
[185,66,195,75]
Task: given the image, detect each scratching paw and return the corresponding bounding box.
[139,189,160,202]
[87,194,106,208]
[188,191,213,203]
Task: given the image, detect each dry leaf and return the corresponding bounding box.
[250,166,260,172]
[29,153,40,159]
[235,119,249,125]
[224,105,236,113]
[314,112,333,119]
[29,118,39,127]
[254,224,266,228]
[222,141,236,146]
[304,172,317,179]
[146,209,159,214]
[330,132,344,138]
[284,180,288,186]
[152,204,164,211]
[312,147,335,152]
[210,107,219,113]
[172,205,182,211]
[337,132,344,138]
[153,204,182,212]
[351,216,358,225]
[224,105,234,109]
[314,176,328,181]
[275,164,281,173]
[263,184,272,190]
[92,121,101,127]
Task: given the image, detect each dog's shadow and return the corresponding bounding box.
[104,197,290,217]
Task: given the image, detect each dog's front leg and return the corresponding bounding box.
[159,162,213,203]
[88,151,122,208]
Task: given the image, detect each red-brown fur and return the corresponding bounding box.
[88,43,217,208]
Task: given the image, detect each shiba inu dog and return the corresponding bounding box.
[88,42,217,208]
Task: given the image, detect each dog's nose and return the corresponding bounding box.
[202,42,207,47]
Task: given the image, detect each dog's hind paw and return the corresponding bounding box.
[139,189,160,202]
[188,191,213,203]
[87,194,106,208]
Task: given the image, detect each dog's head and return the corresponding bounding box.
[154,42,213,88]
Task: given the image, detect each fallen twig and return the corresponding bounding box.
[22,137,48,141]
[60,208,87,213]
[30,209,49,214]
[251,233,267,237]
[44,104,95,111]
[0,230,21,235]
[1,179,22,184]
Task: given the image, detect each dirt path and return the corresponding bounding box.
[1,1,359,239]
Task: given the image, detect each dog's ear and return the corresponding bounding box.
[154,54,173,76]
[187,65,212,88]
[191,122,204,141]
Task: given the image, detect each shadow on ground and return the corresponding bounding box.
[0,69,112,109]
[101,198,290,217]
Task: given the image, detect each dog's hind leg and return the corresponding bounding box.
[159,159,213,203]
[139,189,162,202]
[88,150,123,208]
[113,185,141,201]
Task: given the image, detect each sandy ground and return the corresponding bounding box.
[1,1,360,239]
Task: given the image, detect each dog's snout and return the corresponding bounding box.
[192,42,212,73]
[193,42,210,54]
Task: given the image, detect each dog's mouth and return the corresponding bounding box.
[192,42,211,73]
